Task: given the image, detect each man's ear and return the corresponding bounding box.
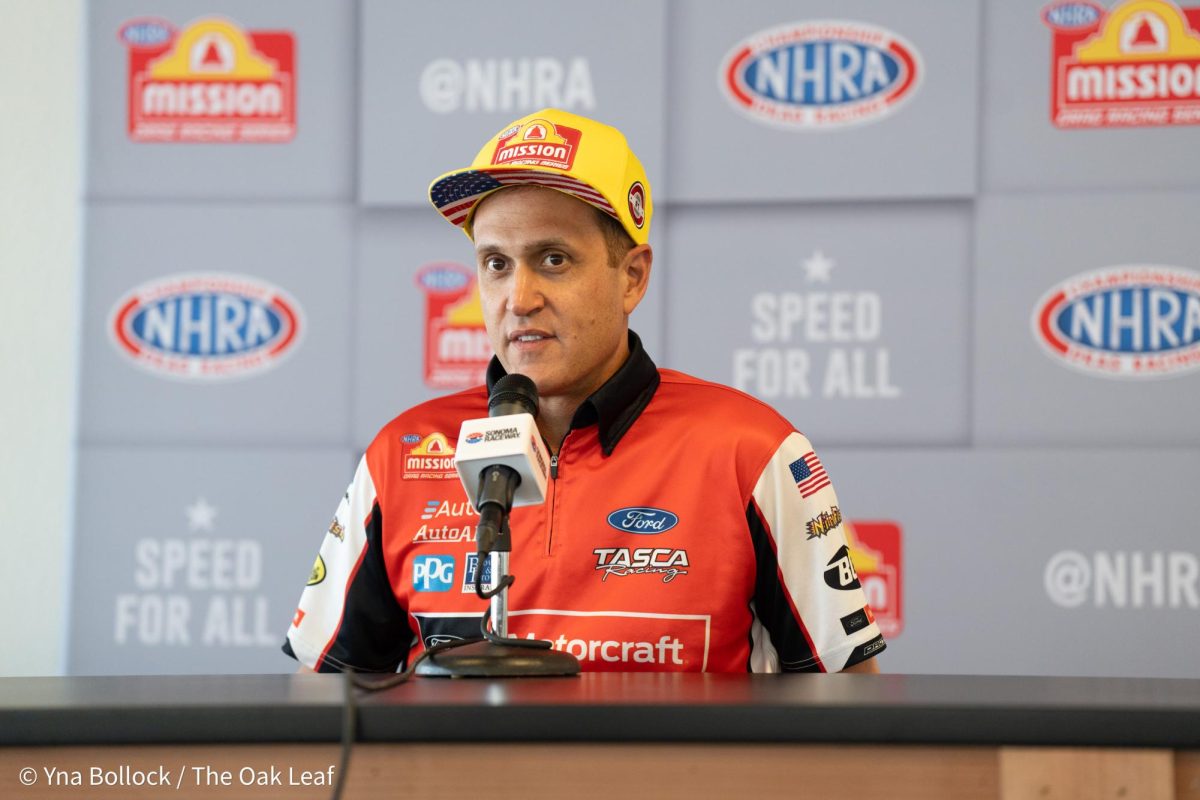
[621,244,653,316]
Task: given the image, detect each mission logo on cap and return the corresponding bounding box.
[428,108,653,245]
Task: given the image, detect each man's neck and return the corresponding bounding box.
[536,396,580,455]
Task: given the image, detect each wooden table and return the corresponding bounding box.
[2,673,1198,799]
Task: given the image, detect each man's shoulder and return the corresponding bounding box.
[654,369,795,432]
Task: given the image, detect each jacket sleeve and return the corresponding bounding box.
[282,454,413,673]
[745,431,886,673]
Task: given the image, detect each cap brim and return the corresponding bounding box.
[429,166,620,237]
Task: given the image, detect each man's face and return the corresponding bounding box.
[471,186,646,404]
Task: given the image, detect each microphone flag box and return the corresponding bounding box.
[454,413,550,507]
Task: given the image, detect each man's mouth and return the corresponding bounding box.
[510,330,553,344]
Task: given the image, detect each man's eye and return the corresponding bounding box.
[544,253,567,267]
[483,256,507,272]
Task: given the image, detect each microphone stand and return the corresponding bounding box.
[415,466,580,678]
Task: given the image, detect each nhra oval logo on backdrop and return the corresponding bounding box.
[606,508,680,535]
[720,20,923,129]
[109,273,304,381]
[1032,266,1200,378]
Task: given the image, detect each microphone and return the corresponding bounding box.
[454,374,551,555]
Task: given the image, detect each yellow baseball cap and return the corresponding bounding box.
[428,108,652,246]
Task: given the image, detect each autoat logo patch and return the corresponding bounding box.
[413,497,478,545]
[605,507,680,534]
[720,20,923,129]
[490,118,582,170]
[120,16,296,142]
[412,555,455,592]
[845,521,903,638]
[592,548,689,583]
[402,433,458,480]
[416,263,490,389]
[1043,0,1200,128]
[1032,266,1200,378]
[108,273,303,381]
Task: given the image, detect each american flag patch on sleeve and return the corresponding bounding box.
[788,452,831,499]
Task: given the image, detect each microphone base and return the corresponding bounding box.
[414,641,581,678]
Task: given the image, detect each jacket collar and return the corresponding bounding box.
[485,330,660,456]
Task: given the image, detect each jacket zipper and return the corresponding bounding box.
[545,433,570,556]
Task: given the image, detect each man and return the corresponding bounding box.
[284,109,883,674]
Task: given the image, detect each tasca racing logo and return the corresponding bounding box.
[592,548,689,583]
[721,20,922,128]
[108,273,303,380]
[120,17,296,142]
[1032,265,1200,378]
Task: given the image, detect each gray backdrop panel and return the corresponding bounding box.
[824,447,1200,679]
[982,0,1200,191]
[359,0,668,206]
[974,191,1200,445]
[352,209,666,450]
[81,204,353,445]
[667,0,980,201]
[664,203,970,445]
[86,0,355,200]
[68,446,353,675]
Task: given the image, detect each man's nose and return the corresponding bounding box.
[506,263,544,317]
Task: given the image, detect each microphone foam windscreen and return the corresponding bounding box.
[489,373,539,418]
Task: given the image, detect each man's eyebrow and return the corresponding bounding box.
[474,238,573,256]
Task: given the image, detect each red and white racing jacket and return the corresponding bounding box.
[284,334,885,673]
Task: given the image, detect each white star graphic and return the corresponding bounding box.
[803,250,836,283]
[185,497,218,532]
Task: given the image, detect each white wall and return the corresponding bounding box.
[0,0,83,675]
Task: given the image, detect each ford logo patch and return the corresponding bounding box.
[606,507,680,534]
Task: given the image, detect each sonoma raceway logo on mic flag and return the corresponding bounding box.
[108,273,304,380]
[720,20,923,129]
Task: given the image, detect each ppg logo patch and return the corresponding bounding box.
[412,555,455,592]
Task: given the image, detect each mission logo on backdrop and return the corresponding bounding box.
[1032,266,1200,378]
[417,263,491,389]
[109,273,304,380]
[1043,0,1200,128]
[720,20,922,129]
[120,16,296,142]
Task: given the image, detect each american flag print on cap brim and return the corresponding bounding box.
[430,168,619,228]
[788,451,831,499]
